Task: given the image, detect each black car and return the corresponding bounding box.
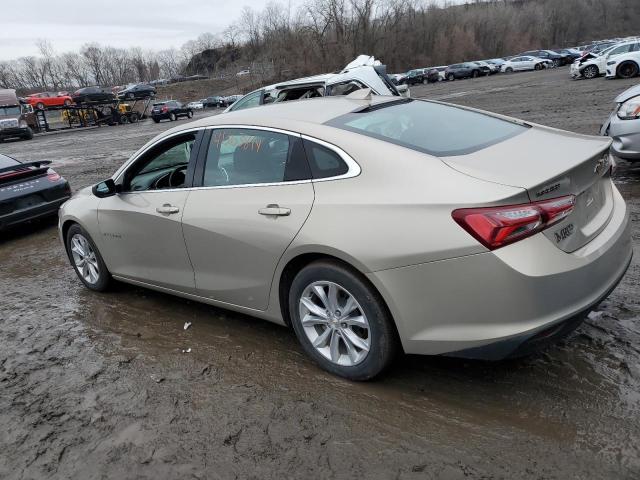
[203,96,224,108]
[444,63,482,81]
[72,86,115,104]
[117,84,156,100]
[0,153,70,230]
[400,70,426,85]
[554,49,582,62]
[151,101,193,123]
[521,50,566,67]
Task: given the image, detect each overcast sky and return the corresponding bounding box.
[0,0,307,61]
[1,0,463,61]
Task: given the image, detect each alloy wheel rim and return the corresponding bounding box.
[299,281,370,367]
[70,234,100,284]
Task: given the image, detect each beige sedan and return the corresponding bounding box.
[59,95,632,380]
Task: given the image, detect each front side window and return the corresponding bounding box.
[125,133,196,191]
[228,91,262,112]
[202,128,308,187]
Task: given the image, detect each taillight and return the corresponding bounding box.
[47,169,61,182]
[452,195,575,250]
[162,106,168,113]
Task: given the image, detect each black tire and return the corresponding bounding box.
[22,128,34,140]
[65,224,111,292]
[119,115,129,125]
[153,117,160,123]
[63,99,72,106]
[472,70,479,78]
[617,61,639,79]
[534,63,542,71]
[583,65,599,79]
[505,67,513,73]
[169,113,176,121]
[447,73,455,81]
[288,260,399,381]
[553,59,561,68]
[187,111,193,118]
[129,113,139,123]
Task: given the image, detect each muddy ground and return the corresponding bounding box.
[1,67,639,479]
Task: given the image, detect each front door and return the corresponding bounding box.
[182,127,315,310]
[97,130,202,292]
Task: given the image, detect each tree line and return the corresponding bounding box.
[1,0,638,93]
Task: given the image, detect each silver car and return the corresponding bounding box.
[601,83,640,161]
[59,95,632,380]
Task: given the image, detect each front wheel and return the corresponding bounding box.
[534,63,542,71]
[66,224,111,291]
[447,73,455,81]
[289,260,399,381]
[472,70,479,78]
[187,111,193,118]
[505,67,513,73]
[22,127,34,140]
[583,65,599,79]
[169,113,176,121]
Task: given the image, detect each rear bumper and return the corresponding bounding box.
[0,195,70,230]
[367,186,632,358]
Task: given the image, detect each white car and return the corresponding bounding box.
[186,100,204,110]
[501,56,550,73]
[571,45,617,79]
[224,55,408,113]
[605,46,640,79]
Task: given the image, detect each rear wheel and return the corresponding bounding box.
[119,115,129,125]
[505,67,513,73]
[534,63,542,71]
[583,65,599,79]
[169,113,176,121]
[153,117,160,123]
[187,111,193,118]
[129,113,139,123]
[617,62,639,79]
[288,260,399,381]
[447,73,455,81]
[66,224,111,292]
[63,99,71,106]
[472,70,479,78]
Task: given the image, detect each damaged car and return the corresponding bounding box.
[224,56,406,113]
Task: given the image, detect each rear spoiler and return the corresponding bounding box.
[0,160,51,175]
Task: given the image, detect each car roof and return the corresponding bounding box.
[164,95,401,135]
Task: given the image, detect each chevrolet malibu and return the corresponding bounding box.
[59,95,632,380]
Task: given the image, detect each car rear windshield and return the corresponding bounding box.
[326,99,528,157]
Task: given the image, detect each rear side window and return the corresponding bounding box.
[202,128,310,186]
[303,140,348,179]
[326,99,527,157]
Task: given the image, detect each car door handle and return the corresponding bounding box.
[258,204,291,216]
[156,204,180,214]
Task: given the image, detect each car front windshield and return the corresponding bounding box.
[326,99,528,157]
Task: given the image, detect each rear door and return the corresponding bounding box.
[181,127,315,310]
[97,129,203,291]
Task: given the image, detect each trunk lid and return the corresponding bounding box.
[440,126,614,252]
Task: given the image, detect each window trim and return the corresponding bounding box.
[113,127,204,193]
[189,125,360,190]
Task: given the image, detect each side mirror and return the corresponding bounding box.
[92,178,118,198]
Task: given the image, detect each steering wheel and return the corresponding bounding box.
[168,165,187,188]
